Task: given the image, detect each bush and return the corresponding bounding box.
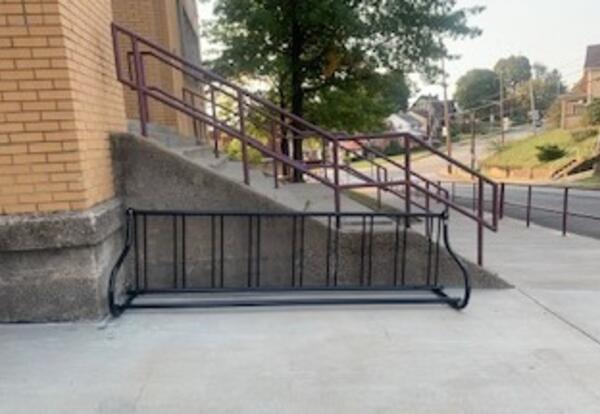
[225,139,264,164]
[571,128,598,142]
[384,140,403,156]
[536,144,566,162]
[584,98,600,126]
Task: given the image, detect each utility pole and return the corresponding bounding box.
[499,74,505,144]
[442,59,452,174]
[529,79,537,135]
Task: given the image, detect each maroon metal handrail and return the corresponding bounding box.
[111,23,498,265]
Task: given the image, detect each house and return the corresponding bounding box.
[560,44,600,129]
[408,95,457,140]
[386,112,426,138]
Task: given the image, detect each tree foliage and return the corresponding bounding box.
[207,0,483,171]
[494,55,531,90]
[454,69,499,114]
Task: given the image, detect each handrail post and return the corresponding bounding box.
[210,87,219,158]
[404,135,411,228]
[132,38,149,137]
[526,185,532,227]
[477,179,484,266]
[499,183,505,219]
[238,91,250,185]
[562,187,569,236]
[492,182,498,229]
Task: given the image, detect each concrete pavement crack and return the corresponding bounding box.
[517,288,600,349]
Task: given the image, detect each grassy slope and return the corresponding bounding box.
[481,129,599,169]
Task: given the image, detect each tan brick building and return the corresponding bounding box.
[560,44,600,129]
[0,0,201,215]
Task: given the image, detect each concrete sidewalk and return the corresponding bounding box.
[2,290,600,414]
[2,200,600,413]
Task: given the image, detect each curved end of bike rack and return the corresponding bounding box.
[442,218,472,310]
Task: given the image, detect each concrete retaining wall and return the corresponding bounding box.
[0,200,124,322]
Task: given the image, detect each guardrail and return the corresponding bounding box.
[445,181,600,237]
[111,23,498,265]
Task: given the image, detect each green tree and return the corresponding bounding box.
[494,55,532,91]
[208,0,483,180]
[454,69,499,115]
[514,63,566,120]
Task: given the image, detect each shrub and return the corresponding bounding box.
[536,144,566,162]
[384,140,403,156]
[584,98,600,126]
[571,128,598,142]
[225,139,264,164]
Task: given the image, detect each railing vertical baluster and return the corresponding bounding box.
[425,181,431,213]
[334,218,340,287]
[562,187,569,236]
[472,182,476,212]
[404,135,411,228]
[210,87,219,158]
[132,38,149,137]
[238,91,250,185]
[270,119,279,188]
[492,183,499,229]
[477,179,484,266]
[434,216,442,287]
[333,139,341,214]
[526,185,532,228]
[426,217,433,286]
[451,182,456,202]
[499,183,505,219]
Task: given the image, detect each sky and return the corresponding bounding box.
[196,0,600,100]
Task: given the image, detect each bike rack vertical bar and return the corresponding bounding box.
[247,215,253,287]
[173,215,178,288]
[182,215,186,288]
[132,37,149,137]
[477,179,484,266]
[219,215,225,288]
[376,167,382,209]
[238,91,250,185]
[211,215,216,288]
[404,135,411,228]
[562,187,569,236]
[526,185,532,228]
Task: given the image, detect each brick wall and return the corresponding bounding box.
[0,0,125,214]
[112,0,194,137]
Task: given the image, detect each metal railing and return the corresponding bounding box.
[111,23,498,265]
[444,181,600,237]
[108,209,471,316]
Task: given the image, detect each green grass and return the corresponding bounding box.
[575,174,600,188]
[481,128,599,169]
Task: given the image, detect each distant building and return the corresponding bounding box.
[560,44,600,129]
[386,112,426,138]
[408,95,457,140]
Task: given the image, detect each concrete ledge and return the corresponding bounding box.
[0,199,124,322]
[0,198,123,252]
